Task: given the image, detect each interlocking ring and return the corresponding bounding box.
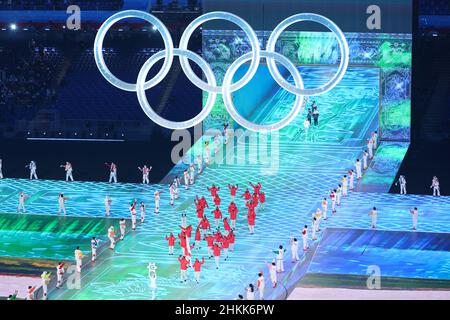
[94,10,349,131]
[179,11,260,94]
[222,51,304,132]
[266,13,349,96]
[136,48,217,130]
[94,10,174,92]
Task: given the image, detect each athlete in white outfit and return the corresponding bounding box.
[189,164,195,184]
[104,195,112,216]
[18,191,27,213]
[430,176,440,196]
[108,226,116,249]
[130,200,137,231]
[363,151,368,170]
[105,162,117,183]
[290,237,300,262]
[60,162,74,181]
[40,271,50,300]
[355,159,362,179]
[274,245,286,272]
[58,193,69,215]
[410,207,418,230]
[302,225,309,251]
[197,155,203,174]
[56,262,65,288]
[0,158,3,179]
[369,207,377,228]
[395,175,407,194]
[138,165,152,184]
[372,131,378,149]
[26,161,38,180]
[140,201,146,223]
[154,190,161,213]
[119,218,126,240]
[367,138,374,159]
[74,246,83,273]
[183,170,189,190]
[91,237,99,262]
[256,273,265,300]
[266,261,277,288]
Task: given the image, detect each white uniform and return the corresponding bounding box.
[257,275,265,300]
[367,139,374,159]
[369,209,377,228]
[105,196,112,216]
[56,263,65,288]
[108,164,117,183]
[290,239,300,262]
[204,144,210,166]
[197,156,203,174]
[120,220,126,240]
[372,132,378,149]
[267,263,277,287]
[321,200,328,220]
[363,151,368,170]
[275,248,286,272]
[140,203,146,223]
[18,193,26,213]
[74,249,83,273]
[91,239,98,262]
[58,195,67,215]
[189,165,195,184]
[28,161,38,180]
[154,191,160,213]
[63,163,74,181]
[169,184,175,206]
[342,177,348,196]
[302,228,308,250]
[0,159,3,179]
[349,171,355,190]
[130,203,137,230]
[139,166,150,184]
[183,171,189,190]
[431,178,440,196]
[246,287,255,300]
[411,208,418,230]
[398,176,407,194]
[108,227,116,249]
[355,160,362,179]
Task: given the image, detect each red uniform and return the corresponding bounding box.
[221,237,230,249]
[213,208,222,220]
[228,203,238,220]
[214,230,223,242]
[207,186,220,197]
[178,257,190,270]
[228,184,238,196]
[195,228,201,241]
[178,232,187,248]
[247,212,256,226]
[223,217,231,232]
[213,245,223,257]
[250,182,262,195]
[193,258,205,272]
[213,195,221,207]
[196,196,209,209]
[228,231,235,245]
[180,225,192,238]
[204,234,215,247]
[259,192,266,203]
[199,218,211,231]
[241,189,251,201]
[251,193,259,206]
[195,200,204,218]
[165,234,176,246]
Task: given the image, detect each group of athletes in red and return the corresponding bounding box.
[165,182,266,282]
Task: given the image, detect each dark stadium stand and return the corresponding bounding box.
[0,0,124,11]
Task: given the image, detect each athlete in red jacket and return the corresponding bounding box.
[241,188,252,201]
[228,230,235,251]
[223,217,231,233]
[196,195,209,209]
[204,234,215,258]
[194,199,205,222]
[221,236,230,260]
[180,225,193,238]
[198,216,211,232]
[259,192,266,210]
[212,243,223,269]
[250,182,262,195]
[194,227,202,248]
[213,194,221,207]
[193,257,205,283]
[207,184,220,200]
[213,207,222,228]
[165,233,176,255]
[178,255,190,282]
[228,202,238,229]
[247,211,256,234]
[228,184,239,201]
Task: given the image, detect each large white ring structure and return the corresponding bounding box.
[94,10,349,132]
[136,48,217,130]
[94,10,174,92]
[179,11,260,94]
[222,51,304,132]
[266,13,349,96]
